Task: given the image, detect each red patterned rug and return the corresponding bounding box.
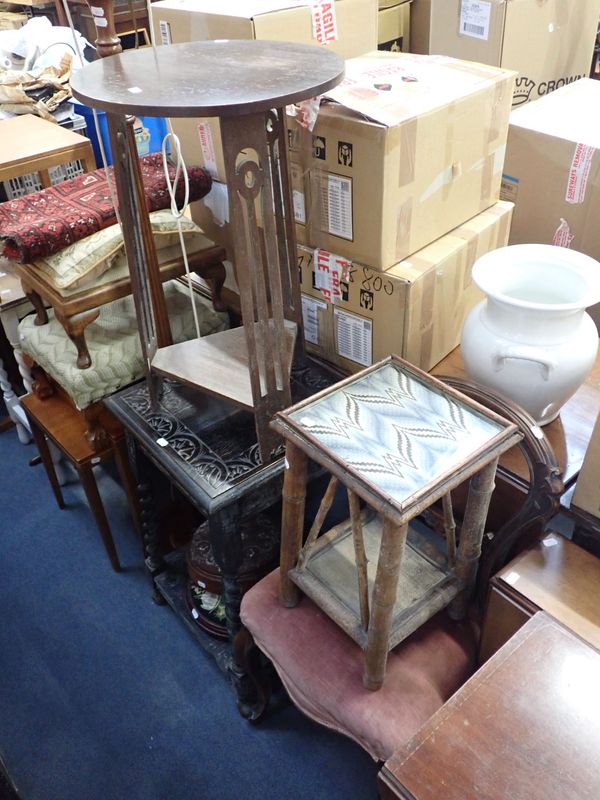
[0,153,212,262]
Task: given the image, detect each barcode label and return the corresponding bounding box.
[459,0,491,41]
[326,174,353,240]
[159,20,171,45]
[302,295,327,345]
[334,308,372,367]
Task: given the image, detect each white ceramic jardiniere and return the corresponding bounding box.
[461,244,600,426]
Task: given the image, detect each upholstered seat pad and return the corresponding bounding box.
[19,280,229,409]
[241,568,477,762]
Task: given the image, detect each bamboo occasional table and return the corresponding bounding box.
[273,355,521,690]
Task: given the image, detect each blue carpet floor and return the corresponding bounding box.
[0,423,378,800]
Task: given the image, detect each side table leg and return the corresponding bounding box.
[279,442,308,608]
[448,458,499,620]
[364,519,408,691]
[79,462,121,573]
[26,411,65,510]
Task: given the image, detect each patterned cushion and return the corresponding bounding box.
[19,280,229,409]
[31,210,209,290]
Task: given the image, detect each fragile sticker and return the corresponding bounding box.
[459,0,492,41]
[311,1,338,45]
[566,143,595,204]
[313,249,351,304]
[197,122,218,180]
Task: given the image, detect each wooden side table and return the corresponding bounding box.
[21,391,142,572]
[479,532,600,662]
[0,114,96,190]
[273,355,521,690]
[378,612,600,800]
[71,40,344,462]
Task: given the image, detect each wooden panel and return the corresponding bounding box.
[379,613,600,800]
[493,533,600,651]
[0,115,96,182]
[478,582,533,663]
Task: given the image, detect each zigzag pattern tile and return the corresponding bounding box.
[289,363,502,503]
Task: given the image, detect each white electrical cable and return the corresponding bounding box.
[146,0,202,339]
[59,0,122,231]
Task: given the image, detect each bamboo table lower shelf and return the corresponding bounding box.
[291,508,460,650]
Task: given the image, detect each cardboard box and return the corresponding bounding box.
[299,200,513,372]
[502,78,600,259]
[290,51,515,270]
[410,0,600,108]
[151,0,378,181]
[378,2,411,52]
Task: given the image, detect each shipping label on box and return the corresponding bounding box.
[411,0,600,108]
[299,200,513,372]
[291,51,515,269]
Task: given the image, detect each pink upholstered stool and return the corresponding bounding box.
[238,567,478,762]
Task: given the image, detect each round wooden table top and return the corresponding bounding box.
[71,40,345,118]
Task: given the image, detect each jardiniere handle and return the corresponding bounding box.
[492,346,557,381]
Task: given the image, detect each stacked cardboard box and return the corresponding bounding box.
[151,0,378,207]
[377,0,411,53]
[287,51,516,372]
[410,0,600,108]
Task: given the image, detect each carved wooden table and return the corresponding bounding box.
[104,357,342,714]
[379,612,600,800]
[71,40,344,462]
[273,355,521,690]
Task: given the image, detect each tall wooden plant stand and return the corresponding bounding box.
[272,356,522,690]
[70,40,344,463]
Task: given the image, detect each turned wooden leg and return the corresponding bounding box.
[279,441,308,608]
[55,309,100,370]
[20,280,48,326]
[364,519,408,691]
[448,458,499,621]
[233,625,272,722]
[79,462,121,573]
[111,432,144,545]
[83,405,110,452]
[25,412,65,510]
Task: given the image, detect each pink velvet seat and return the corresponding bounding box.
[237,378,563,762]
[240,567,478,762]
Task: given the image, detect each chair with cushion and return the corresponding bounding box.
[15,210,227,369]
[234,379,562,763]
[17,278,229,571]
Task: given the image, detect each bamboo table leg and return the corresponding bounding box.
[448,458,499,620]
[279,441,308,608]
[364,519,409,691]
